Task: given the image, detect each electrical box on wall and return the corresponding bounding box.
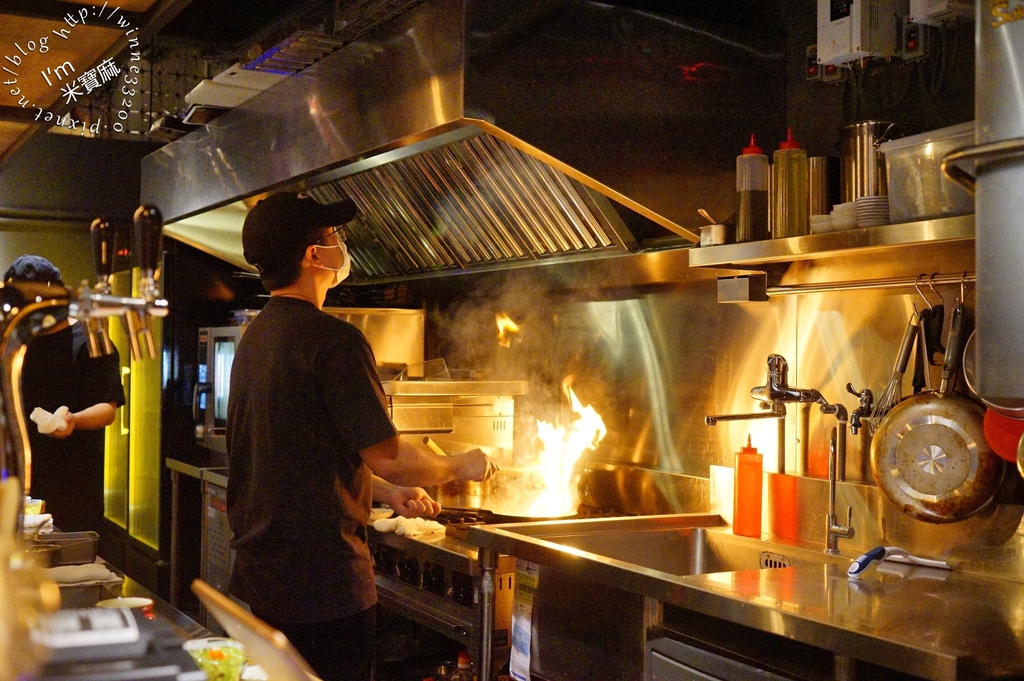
[909,0,973,25]
[817,0,910,65]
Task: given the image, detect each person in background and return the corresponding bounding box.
[226,192,497,681]
[5,255,126,533]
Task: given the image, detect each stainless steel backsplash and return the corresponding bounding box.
[428,239,1024,580]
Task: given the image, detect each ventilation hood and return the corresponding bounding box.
[142,0,785,281]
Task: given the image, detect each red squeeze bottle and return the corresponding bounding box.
[733,435,763,538]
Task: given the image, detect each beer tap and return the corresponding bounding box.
[72,206,168,361]
[84,217,116,358]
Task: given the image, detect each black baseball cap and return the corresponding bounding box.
[4,255,63,285]
[242,192,357,271]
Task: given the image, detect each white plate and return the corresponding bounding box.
[369,507,395,521]
[96,597,153,609]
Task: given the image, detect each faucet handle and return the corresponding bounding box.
[132,205,163,276]
[90,217,117,292]
[846,506,854,532]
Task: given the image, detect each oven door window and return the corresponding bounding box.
[212,337,236,429]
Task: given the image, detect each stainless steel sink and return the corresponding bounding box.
[469,513,845,583]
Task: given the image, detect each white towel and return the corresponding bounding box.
[23,513,53,534]
[30,406,70,435]
[372,516,445,536]
[45,563,122,585]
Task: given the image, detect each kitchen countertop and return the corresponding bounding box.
[469,521,1024,681]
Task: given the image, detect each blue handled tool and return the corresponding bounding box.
[848,546,951,578]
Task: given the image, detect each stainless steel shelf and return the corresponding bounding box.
[687,214,974,269]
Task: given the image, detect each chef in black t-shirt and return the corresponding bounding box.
[5,255,126,534]
[226,192,497,681]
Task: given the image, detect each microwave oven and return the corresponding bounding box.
[192,307,425,453]
[193,325,245,453]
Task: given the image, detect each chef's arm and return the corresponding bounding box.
[71,402,118,430]
[372,475,441,517]
[49,402,118,440]
[362,435,498,488]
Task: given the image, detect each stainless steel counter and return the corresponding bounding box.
[469,517,1024,681]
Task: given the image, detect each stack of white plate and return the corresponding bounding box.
[855,196,890,227]
[830,201,857,230]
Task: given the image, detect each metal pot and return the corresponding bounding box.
[871,304,1005,522]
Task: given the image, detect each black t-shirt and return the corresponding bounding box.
[226,296,397,623]
[21,321,126,533]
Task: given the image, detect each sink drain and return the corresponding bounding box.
[759,551,792,569]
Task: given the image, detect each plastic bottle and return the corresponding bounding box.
[450,649,475,681]
[735,134,769,242]
[771,128,808,239]
[732,435,763,538]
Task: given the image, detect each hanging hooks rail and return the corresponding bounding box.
[766,271,976,296]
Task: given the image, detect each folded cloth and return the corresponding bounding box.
[45,563,122,585]
[372,516,445,536]
[23,513,53,534]
[30,406,70,435]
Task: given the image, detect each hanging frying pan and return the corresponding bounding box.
[871,303,1006,523]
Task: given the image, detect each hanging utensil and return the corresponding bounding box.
[924,273,946,365]
[983,409,1024,462]
[912,306,931,394]
[962,329,1024,418]
[868,311,919,434]
[871,302,1005,523]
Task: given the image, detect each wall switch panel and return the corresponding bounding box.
[909,0,973,24]
[818,0,910,65]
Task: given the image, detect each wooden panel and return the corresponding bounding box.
[0,121,32,150]
[65,0,157,11]
[0,16,121,111]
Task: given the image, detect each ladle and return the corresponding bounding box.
[698,208,717,225]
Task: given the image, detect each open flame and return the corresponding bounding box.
[495,311,521,348]
[527,376,607,515]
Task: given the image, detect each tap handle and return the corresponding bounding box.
[90,217,117,280]
[132,205,163,275]
[846,383,873,409]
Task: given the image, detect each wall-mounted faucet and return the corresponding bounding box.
[706,354,856,553]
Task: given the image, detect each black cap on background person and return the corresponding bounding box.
[4,255,63,286]
[242,192,357,291]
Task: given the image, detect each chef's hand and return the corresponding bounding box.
[387,485,441,518]
[455,449,499,482]
[49,412,76,439]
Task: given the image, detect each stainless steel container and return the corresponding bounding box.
[808,156,830,216]
[974,3,1024,404]
[839,121,897,202]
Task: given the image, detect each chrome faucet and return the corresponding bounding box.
[826,427,855,554]
[706,354,855,552]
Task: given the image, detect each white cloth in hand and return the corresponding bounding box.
[45,563,121,585]
[23,513,53,534]
[30,406,70,434]
[372,516,445,536]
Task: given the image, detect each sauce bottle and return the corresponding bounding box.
[733,435,763,538]
[735,134,769,242]
[771,128,808,239]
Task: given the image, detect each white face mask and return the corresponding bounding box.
[313,242,351,287]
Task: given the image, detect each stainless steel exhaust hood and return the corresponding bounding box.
[142,0,785,281]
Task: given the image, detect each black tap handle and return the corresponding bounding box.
[132,205,163,273]
[90,217,117,278]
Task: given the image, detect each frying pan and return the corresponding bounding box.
[871,303,1005,523]
[963,329,1024,418]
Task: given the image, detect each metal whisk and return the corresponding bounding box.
[868,312,920,434]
